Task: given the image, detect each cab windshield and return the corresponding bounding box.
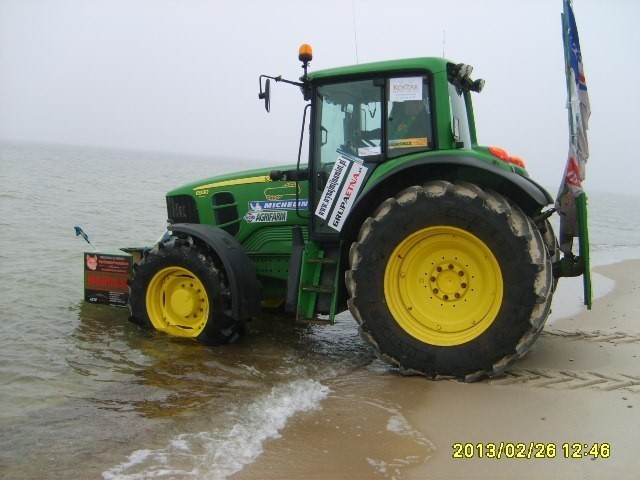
[316,79,383,164]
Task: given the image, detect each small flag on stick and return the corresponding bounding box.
[74,226,98,251]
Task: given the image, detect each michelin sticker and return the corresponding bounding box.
[249,199,309,211]
[244,197,309,224]
[315,150,368,231]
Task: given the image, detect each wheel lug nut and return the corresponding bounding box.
[455,293,460,298]
[437,266,442,272]
[448,264,454,270]
[433,288,439,294]
[443,295,449,300]
[458,271,464,276]
[461,283,467,288]
[430,276,436,282]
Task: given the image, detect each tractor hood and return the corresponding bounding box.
[166,164,297,197]
[165,163,309,241]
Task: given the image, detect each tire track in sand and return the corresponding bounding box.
[541,329,640,345]
[489,369,640,392]
[486,329,640,392]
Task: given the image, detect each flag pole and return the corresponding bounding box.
[577,193,592,308]
[558,0,592,309]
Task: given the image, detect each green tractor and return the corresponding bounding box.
[128,45,570,381]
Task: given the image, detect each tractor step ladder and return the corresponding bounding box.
[296,240,341,324]
[296,242,340,323]
[284,226,341,323]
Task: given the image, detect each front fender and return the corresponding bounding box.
[168,223,261,320]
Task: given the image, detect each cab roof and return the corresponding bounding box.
[308,57,451,82]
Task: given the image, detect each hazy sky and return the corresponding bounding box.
[1,0,638,194]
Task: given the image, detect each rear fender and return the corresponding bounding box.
[343,154,554,241]
[168,223,261,320]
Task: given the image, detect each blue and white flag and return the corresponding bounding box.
[566,0,590,166]
[556,0,591,254]
[74,225,98,251]
[74,225,90,244]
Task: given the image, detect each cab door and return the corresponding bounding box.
[309,78,383,239]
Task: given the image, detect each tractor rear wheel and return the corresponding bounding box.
[346,181,553,381]
[129,237,242,344]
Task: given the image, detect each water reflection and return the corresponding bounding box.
[72,302,376,420]
[2,274,379,479]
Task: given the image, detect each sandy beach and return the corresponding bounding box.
[232,259,640,480]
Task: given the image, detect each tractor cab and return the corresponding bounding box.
[259,45,493,242]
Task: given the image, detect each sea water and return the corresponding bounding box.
[1,142,639,479]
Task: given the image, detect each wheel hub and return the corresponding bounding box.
[429,261,469,301]
[384,226,503,346]
[146,266,210,337]
[168,282,198,317]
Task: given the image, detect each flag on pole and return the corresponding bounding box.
[556,0,591,255]
[74,225,98,251]
[74,226,90,244]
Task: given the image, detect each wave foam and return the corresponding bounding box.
[102,379,329,480]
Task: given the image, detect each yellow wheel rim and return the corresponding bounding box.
[146,266,210,338]
[384,226,503,346]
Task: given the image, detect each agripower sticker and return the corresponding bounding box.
[389,137,429,149]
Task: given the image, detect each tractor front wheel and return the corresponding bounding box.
[129,237,242,344]
[346,181,553,381]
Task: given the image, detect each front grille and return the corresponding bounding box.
[212,192,240,236]
[166,195,199,224]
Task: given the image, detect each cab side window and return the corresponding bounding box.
[387,76,433,158]
[448,83,472,149]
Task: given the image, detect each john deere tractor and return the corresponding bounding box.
[129,45,567,381]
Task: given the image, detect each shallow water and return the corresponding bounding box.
[1,142,639,479]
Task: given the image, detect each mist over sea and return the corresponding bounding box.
[1,142,639,479]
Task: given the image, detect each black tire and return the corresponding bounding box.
[129,236,242,345]
[346,181,553,381]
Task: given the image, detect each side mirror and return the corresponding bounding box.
[258,78,271,112]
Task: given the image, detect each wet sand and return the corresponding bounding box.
[232,260,640,480]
